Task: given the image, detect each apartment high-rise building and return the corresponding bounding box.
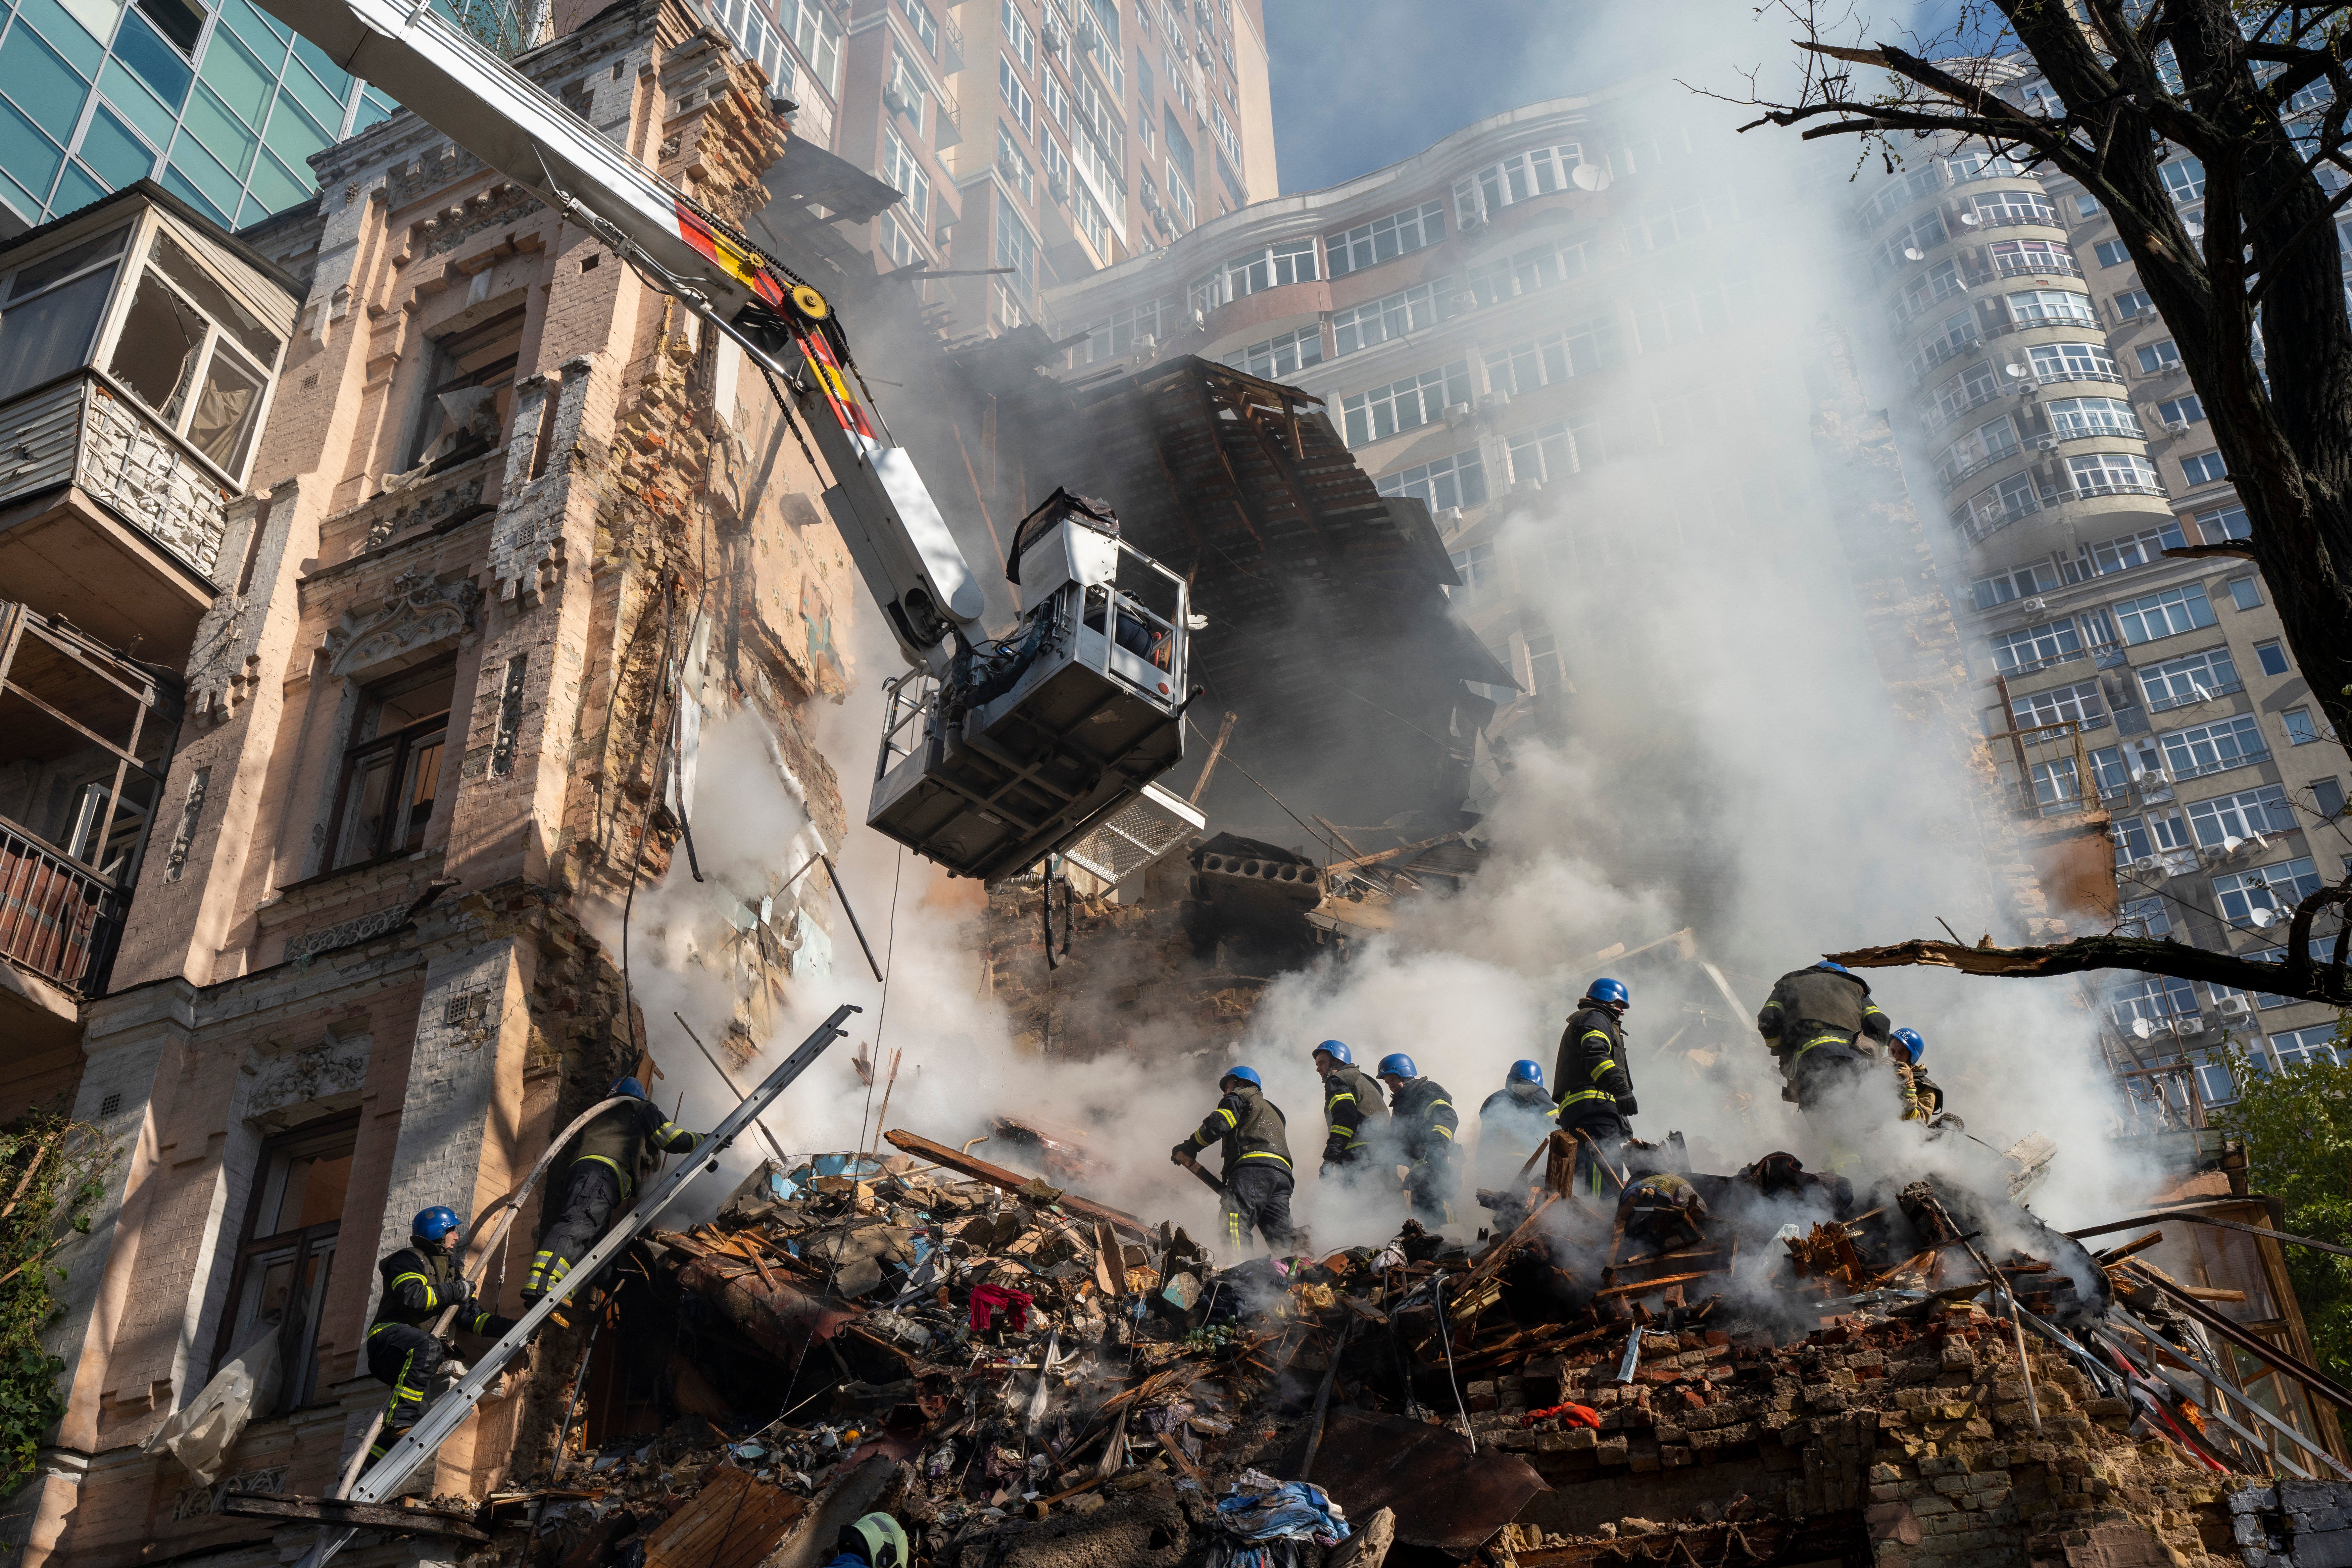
[0,0,395,232]
[1850,64,2352,1121]
[1038,94,1832,778]
[706,0,1275,336]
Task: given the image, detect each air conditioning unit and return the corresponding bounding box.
[2215,994,2254,1018]
[1478,389,1512,409]
[2132,854,2161,873]
[2164,420,2189,434]
[2022,596,2048,611]
[2173,1016,2206,1038]
[2035,435,2061,450]
[1443,401,1473,429]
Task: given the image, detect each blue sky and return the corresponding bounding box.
[1262,0,1959,196]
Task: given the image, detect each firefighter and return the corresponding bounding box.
[1755,960,1895,1111]
[821,1512,913,1568]
[1376,1054,1460,1224]
[1554,978,1635,1196]
[1171,1066,1294,1252]
[1891,1027,1947,1122]
[1618,1171,1709,1256]
[523,1077,705,1304]
[1476,1060,1558,1190]
[1311,1039,1389,1180]
[365,1206,519,1461]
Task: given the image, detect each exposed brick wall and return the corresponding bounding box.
[1479,1311,2244,1566]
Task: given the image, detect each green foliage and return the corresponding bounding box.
[2212,1019,2352,1389]
[0,1113,116,1501]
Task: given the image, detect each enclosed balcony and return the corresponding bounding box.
[0,599,178,1025]
[0,183,299,663]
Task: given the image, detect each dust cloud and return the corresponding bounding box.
[609,4,2162,1253]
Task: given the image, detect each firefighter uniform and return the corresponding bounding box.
[1899,1062,1946,1121]
[1387,1075,1461,1224]
[1553,1004,1635,1194]
[1755,964,1893,1110]
[1174,1077,1293,1251]
[524,1092,703,1302]
[1475,1077,1558,1190]
[365,1244,517,1460]
[1318,1060,1389,1176]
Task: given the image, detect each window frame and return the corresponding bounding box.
[81,215,287,487]
[322,662,455,874]
[399,305,524,473]
[208,1110,360,1413]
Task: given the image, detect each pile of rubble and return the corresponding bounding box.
[388,1127,2347,1568]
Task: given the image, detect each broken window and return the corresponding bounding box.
[404,307,524,472]
[214,1113,356,1413]
[99,228,281,478]
[326,662,455,871]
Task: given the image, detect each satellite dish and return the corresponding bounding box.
[2221,834,2243,854]
[1959,211,1980,225]
[1905,246,1925,261]
[1571,163,1611,192]
[2250,906,2277,928]
[2005,363,2029,377]
[2132,1018,2155,1039]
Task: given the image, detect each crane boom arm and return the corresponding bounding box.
[256,0,985,668]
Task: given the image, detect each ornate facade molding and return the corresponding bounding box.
[489,354,598,604]
[323,567,481,678]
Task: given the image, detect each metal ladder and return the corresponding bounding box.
[297,1003,859,1568]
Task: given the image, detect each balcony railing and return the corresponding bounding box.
[0,370,231,581]
[0,819,124,997]
[1953,479,2169,546]
[1991,252,2085,280]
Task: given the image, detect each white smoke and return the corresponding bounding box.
[610,3,2166,1258]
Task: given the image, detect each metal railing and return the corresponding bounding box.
[0,818,124,996]
[1953,479,2169,546]
[1991,252,2085,279]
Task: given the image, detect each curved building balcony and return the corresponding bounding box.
[1916,361,2133,444]
[1949,459,2175,551]
[1902,311,2108,392]
[1191,279,1333,357]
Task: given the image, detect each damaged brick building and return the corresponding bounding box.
[0,3,874,1559]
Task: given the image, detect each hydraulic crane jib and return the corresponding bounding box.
[867,489,1193,883]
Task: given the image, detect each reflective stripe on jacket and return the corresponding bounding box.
[1183,1084,1291,1178]
[1388,1076,1458,1162]
[1553,1005,1632,1115]
[1756,968,1890,1060]
[1320,1063,1387,1162]
[573,1098,702,1199]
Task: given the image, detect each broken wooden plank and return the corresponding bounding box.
[883,1129,1153,1239]
[641,1464,807,1568]
[1592,1269,1724,1300]
[216,1493,490,1543]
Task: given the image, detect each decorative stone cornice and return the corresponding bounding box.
[322,567,481,678]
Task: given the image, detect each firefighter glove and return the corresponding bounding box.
[1618,1095,1639,1118]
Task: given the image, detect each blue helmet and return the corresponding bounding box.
[1376,1052,1417,1081]
[1222,1065,1263,1090]
[412,1205,461,1244]
[611,1076,648,1100]
[1587,978,1630,1007]
[1313,1039,1353,1065]
[1816,960,1852,976]
[1508,1060,1545,1087]
[1892,1027,1925,1065]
